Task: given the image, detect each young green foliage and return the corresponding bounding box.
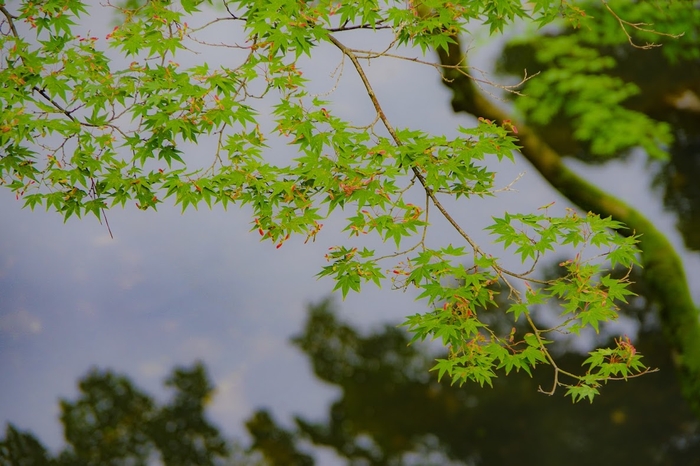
[0,0,665,402]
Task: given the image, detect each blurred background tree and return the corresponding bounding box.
[432,0,700,416]
[3,294,699,465]
[1,363,260,466]
[496,2,700,252]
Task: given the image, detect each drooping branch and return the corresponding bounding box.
[436,37,700,417]
[328,34,629,396]
[327,34,548,290]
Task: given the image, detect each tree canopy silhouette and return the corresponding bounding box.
[3,297,699,465]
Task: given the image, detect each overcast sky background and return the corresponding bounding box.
[1,2,699,461]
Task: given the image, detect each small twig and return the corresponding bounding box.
[186,16,241,34]
[348,46,537,96]
[311,56,345,98]
[327,21,391,32]
[601,0,683,50]
[606,367,659,380]
[102,208,114,239]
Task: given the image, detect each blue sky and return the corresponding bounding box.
[1,2,699,460]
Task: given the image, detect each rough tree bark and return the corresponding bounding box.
[436,38,700,417]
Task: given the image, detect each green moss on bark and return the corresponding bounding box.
[437,40,700,417]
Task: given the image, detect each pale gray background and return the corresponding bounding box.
[1,2,698,458]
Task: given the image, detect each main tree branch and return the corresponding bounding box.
[327,34,540,294]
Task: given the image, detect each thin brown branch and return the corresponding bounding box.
[606,367,659,380]
[349,47,536,96]
[601,0,683,49]
[327,21,391,32]
[328,35,481,253]
[327,33,541,304]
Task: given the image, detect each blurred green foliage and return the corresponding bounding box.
[1,363,257,466]
[2,295,698,465]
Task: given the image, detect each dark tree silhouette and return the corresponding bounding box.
[1,363,253,466]
[2,298,699,466]
[248,298,700,465]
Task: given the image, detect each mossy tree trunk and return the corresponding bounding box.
[436,39,700,417]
